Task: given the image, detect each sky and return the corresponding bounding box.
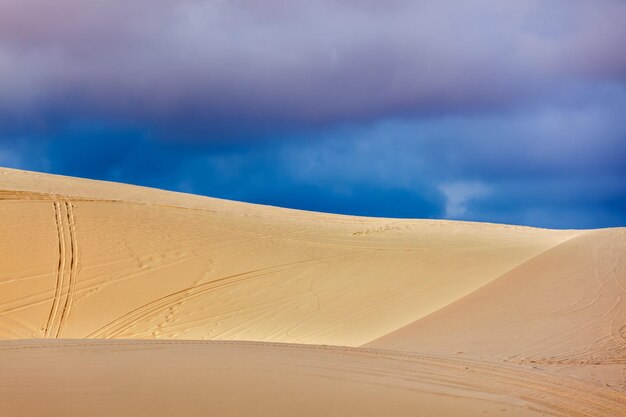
[1,0,625,228]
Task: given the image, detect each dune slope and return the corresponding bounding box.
[368,228,626,390]
[0,168,577,345]
[1,168,625,416]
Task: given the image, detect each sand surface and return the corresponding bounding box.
[368,228,626,390]
[0,167,624,416]
[2,340,625,417]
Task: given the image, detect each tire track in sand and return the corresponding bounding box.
[43,202,66,337]
[56,201,79,337]
[86,254,352,338]
[43,201,79,338]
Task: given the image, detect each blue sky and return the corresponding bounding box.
[1,0,625,228]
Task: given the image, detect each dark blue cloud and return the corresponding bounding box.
[2,92,624,229]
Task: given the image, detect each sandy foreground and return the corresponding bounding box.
[0,167,624,416]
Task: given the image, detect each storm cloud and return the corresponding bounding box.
[0,0,624,228]
[1,0,625,135]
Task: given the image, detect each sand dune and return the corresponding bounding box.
[368,228,626,390]
[1,167,624,416]
[0,167,577,345]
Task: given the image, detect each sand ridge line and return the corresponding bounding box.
[0,189,352,224]
[0,190,421,229]
[1,340,624,416]
[0,184,572,230]
[365,228,598,344]
[0,190,119,204]
[358,230,588,347]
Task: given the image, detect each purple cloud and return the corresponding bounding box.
[1,0,625,136]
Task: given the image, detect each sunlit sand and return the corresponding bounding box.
[1,167,624,416]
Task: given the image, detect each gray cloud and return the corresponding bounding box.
[1,0,625,136]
